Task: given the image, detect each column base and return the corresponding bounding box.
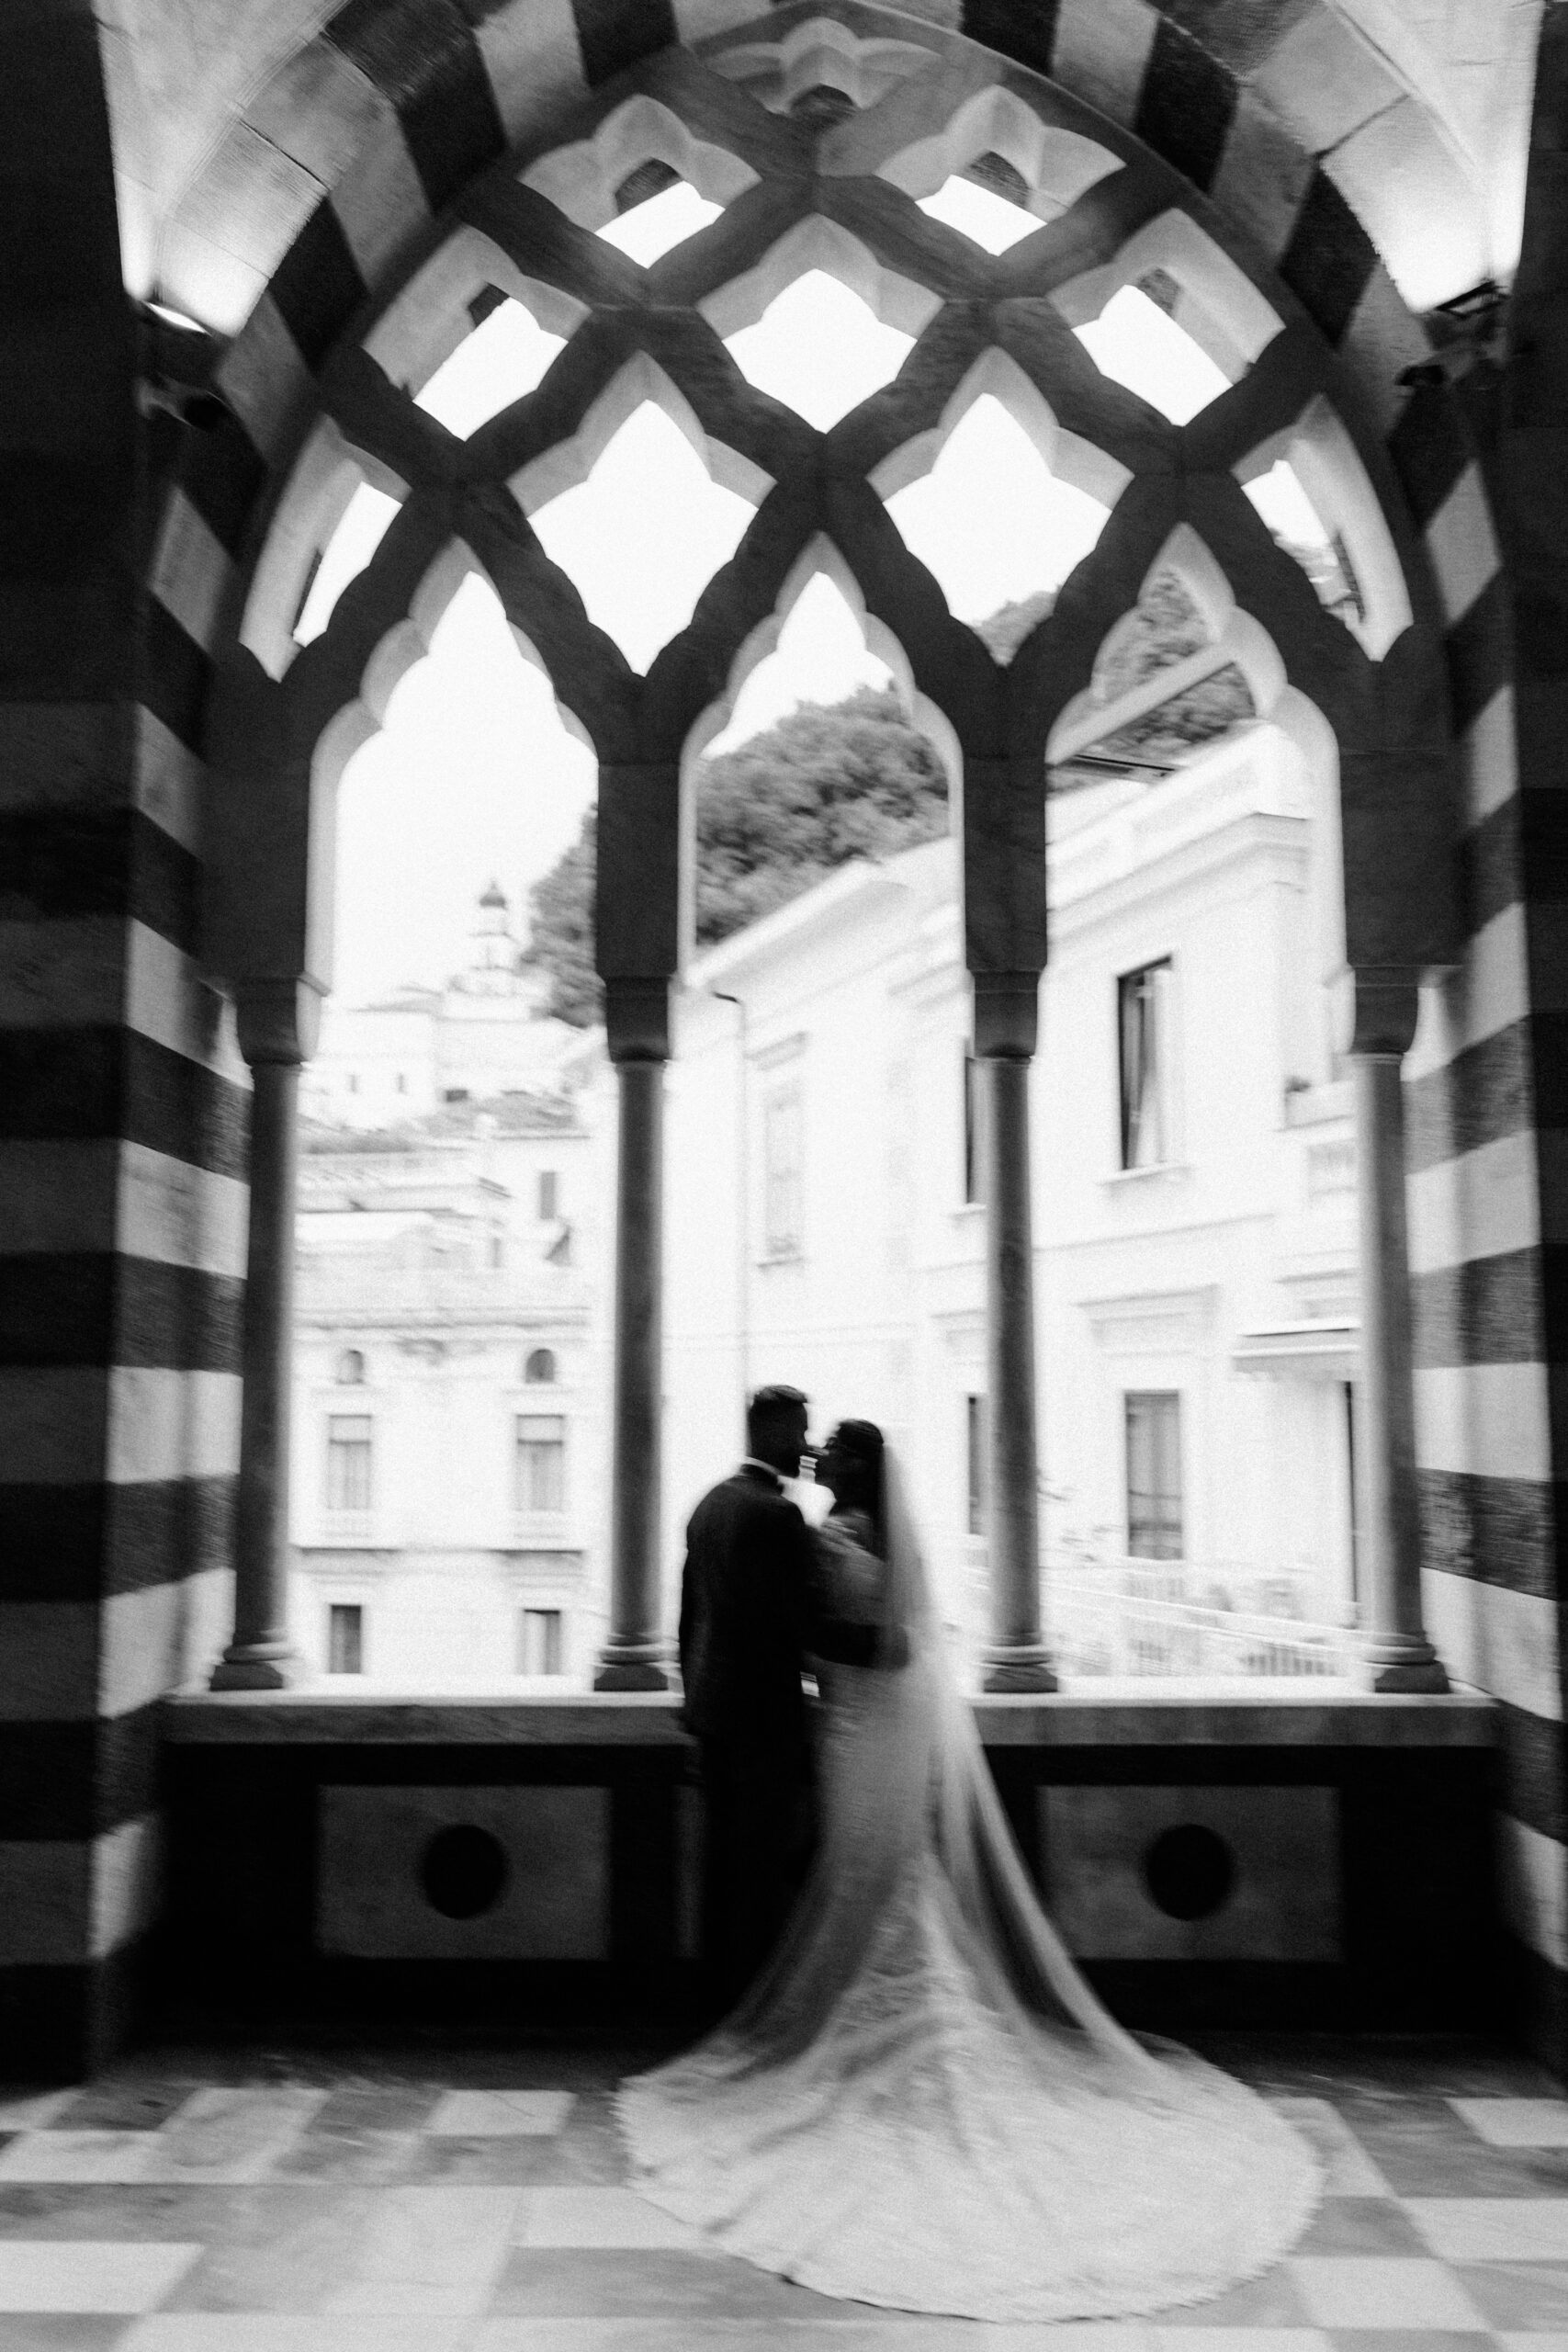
[1360,1634,1450,1694]
[981,1645,1058,1694]
[209,1640,306,1691]
[593,1642,673,1693]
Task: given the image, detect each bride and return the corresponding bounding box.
[617,1418,1321,2321]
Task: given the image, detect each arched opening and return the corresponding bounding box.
[881,383,1117,638]
[1041,548,1359,1676]
[666,564,958,1596]
[413,297,568,437]
[287,531,603,1690]
[199,21,1457,1713]
[717,260,920,430]
[522,395,758,673]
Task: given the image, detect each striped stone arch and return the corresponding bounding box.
[172,11,1465,1014]
[152,0,1550,2018]
[151,1,1502,667]
[1,0,1551,2076]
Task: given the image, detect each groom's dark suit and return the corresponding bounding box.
[680,1460,885,2007]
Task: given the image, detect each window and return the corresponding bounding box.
[966,1394,987,1537]
[763,1089,803,1258]
[517,1607,564,1676]
[1118,959,1175,1170]
[327,1602,364,1674]
[514,1414,566,1514]
[325,1414,373,1512]
[335,1349,366,1385]
[538,1170,558,1220]
[963,1051,982,1205]
[1125,1391,1182,1559]
[524,1347,557,1385]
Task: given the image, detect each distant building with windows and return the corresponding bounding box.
[666,722,1359,1679]
[299,881,598,1131]
[289,907,613,1685]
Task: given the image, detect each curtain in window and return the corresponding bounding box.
[327,1602,364,1673]
[1118,963,1169,1169]
[515,1414,567,1512]
[963,1052,982,1205]
[326,1415,373,1511]
[1125,1391,1182,1558]
[966,1394,988,1537]
[517,1607,564,1674]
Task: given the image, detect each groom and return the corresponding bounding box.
[679,1384,906,2008]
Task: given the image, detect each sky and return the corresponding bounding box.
[310,176,1303,1004]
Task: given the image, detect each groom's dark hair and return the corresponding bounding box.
[748,1385,807,1451]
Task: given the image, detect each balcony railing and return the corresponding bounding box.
[316,1510,376,1544]
[510,1513,577,1550]
[1045,1556,1357,1679]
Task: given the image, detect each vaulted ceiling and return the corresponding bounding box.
[100,0,1541,340]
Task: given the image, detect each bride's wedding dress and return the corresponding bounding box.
[616,1455,1320,2321]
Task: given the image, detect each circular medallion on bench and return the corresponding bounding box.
[420,1823,510,1919]
[1142,1822,1235,1920]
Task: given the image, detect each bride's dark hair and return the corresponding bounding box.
[827,1418,886,1554]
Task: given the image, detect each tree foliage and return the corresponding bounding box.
[522,808,601,1027]
[694,686,947,948]
[972,589,1055,663]
[520,575,1258,1026]
[522,685,948,1025]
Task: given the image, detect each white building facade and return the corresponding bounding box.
[288,894,615,1684]
[665,725,1359,1679]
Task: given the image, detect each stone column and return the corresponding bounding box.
[211,980,321,1690]
[1348,978,1449,1692]
[975,974,1056,1692]
[595,978,673,1691]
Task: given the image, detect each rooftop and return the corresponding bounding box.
[301,1086,596,1153]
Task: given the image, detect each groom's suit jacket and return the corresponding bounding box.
[679,1463,883,1748]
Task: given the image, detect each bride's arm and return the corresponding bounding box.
[805,1518,909,1669]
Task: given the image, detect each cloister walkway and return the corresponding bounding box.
[0,2035,1564,2346]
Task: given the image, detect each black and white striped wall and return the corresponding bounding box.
[3,0,1562,2075]
[0,1,244,2071]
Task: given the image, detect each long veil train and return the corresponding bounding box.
[616,1450,1322,2321]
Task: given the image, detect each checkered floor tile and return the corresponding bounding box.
[0,2038,1563,2347]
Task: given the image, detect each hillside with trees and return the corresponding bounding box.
[521,578,1254,1027]
[522,685,949,1025]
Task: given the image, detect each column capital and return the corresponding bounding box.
[971,971,1041,1058]
[1336,968,1420,1058]
[605,977,671,1062]
[233,978,323,1068]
